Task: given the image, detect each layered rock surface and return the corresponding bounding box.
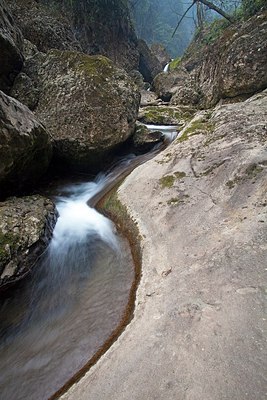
[61,90,267,400]
[12,51,140,171]
[0,90,52,197]
[0,195,57,288]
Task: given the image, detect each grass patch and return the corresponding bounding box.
[169,57,181,71]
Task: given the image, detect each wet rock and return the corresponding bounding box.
[12,50,140,172]
[137,39,162,83]
[0,195,57,289]
[0,90,52,197]
[131,122,163,152]
[0,0,23,93]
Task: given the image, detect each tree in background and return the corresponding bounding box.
[129,0,195,57]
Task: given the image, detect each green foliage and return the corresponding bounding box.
[169,57,181,71]
[202,18,231,44]
[240,0,267,18]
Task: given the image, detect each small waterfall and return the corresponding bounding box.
[163,63,169,73]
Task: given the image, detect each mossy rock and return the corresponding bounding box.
[138,105,195,126]
[12,50,141,172]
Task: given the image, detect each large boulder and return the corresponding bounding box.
[0,91,52,198]
[12,50,140,171]
[0,195,57,289]
[0,0,23,93]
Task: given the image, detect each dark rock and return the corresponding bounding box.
[7,0,81,54]
[12,50,140,172]
[6,0,140,72]
[0,90,52,197]
[137,39,162,83]
[0,195,57,289]
[132,122,163,151]
[0,0,23,93]
[150,43,171,69]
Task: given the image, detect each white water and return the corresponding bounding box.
[163,63,169,73]
[145,124,178,143]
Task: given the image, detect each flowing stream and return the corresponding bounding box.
[0,125,178,400]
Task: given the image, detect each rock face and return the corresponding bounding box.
[137,39,162,83]
[12,51,140,171]
[0,195,57,288]
[6,0,139,72]
[61,89,267,400]
[153,12,267,108]
[0,91,52,198]
[7,0,81,54]
[150,43,171,69]
[0,0,23,93]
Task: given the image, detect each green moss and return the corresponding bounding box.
[245,164,263,178]
[174,171,186,179]
[140,106,194,125]
[226,163,264,189]
[169,57,181,71]
[167,197,180,205]
[160,175,175,188]
[159,171,186,188]
[178,120,214,143]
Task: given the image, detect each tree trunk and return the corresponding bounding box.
[197,0,234,22]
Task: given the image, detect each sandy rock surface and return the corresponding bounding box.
[60,89,267,400]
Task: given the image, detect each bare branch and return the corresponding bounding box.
[172,1,196,38]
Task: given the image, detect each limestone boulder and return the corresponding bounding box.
[12,50,140,171]
[0,91,52,197]
[0,195,57,289]
[0,0,23,93]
